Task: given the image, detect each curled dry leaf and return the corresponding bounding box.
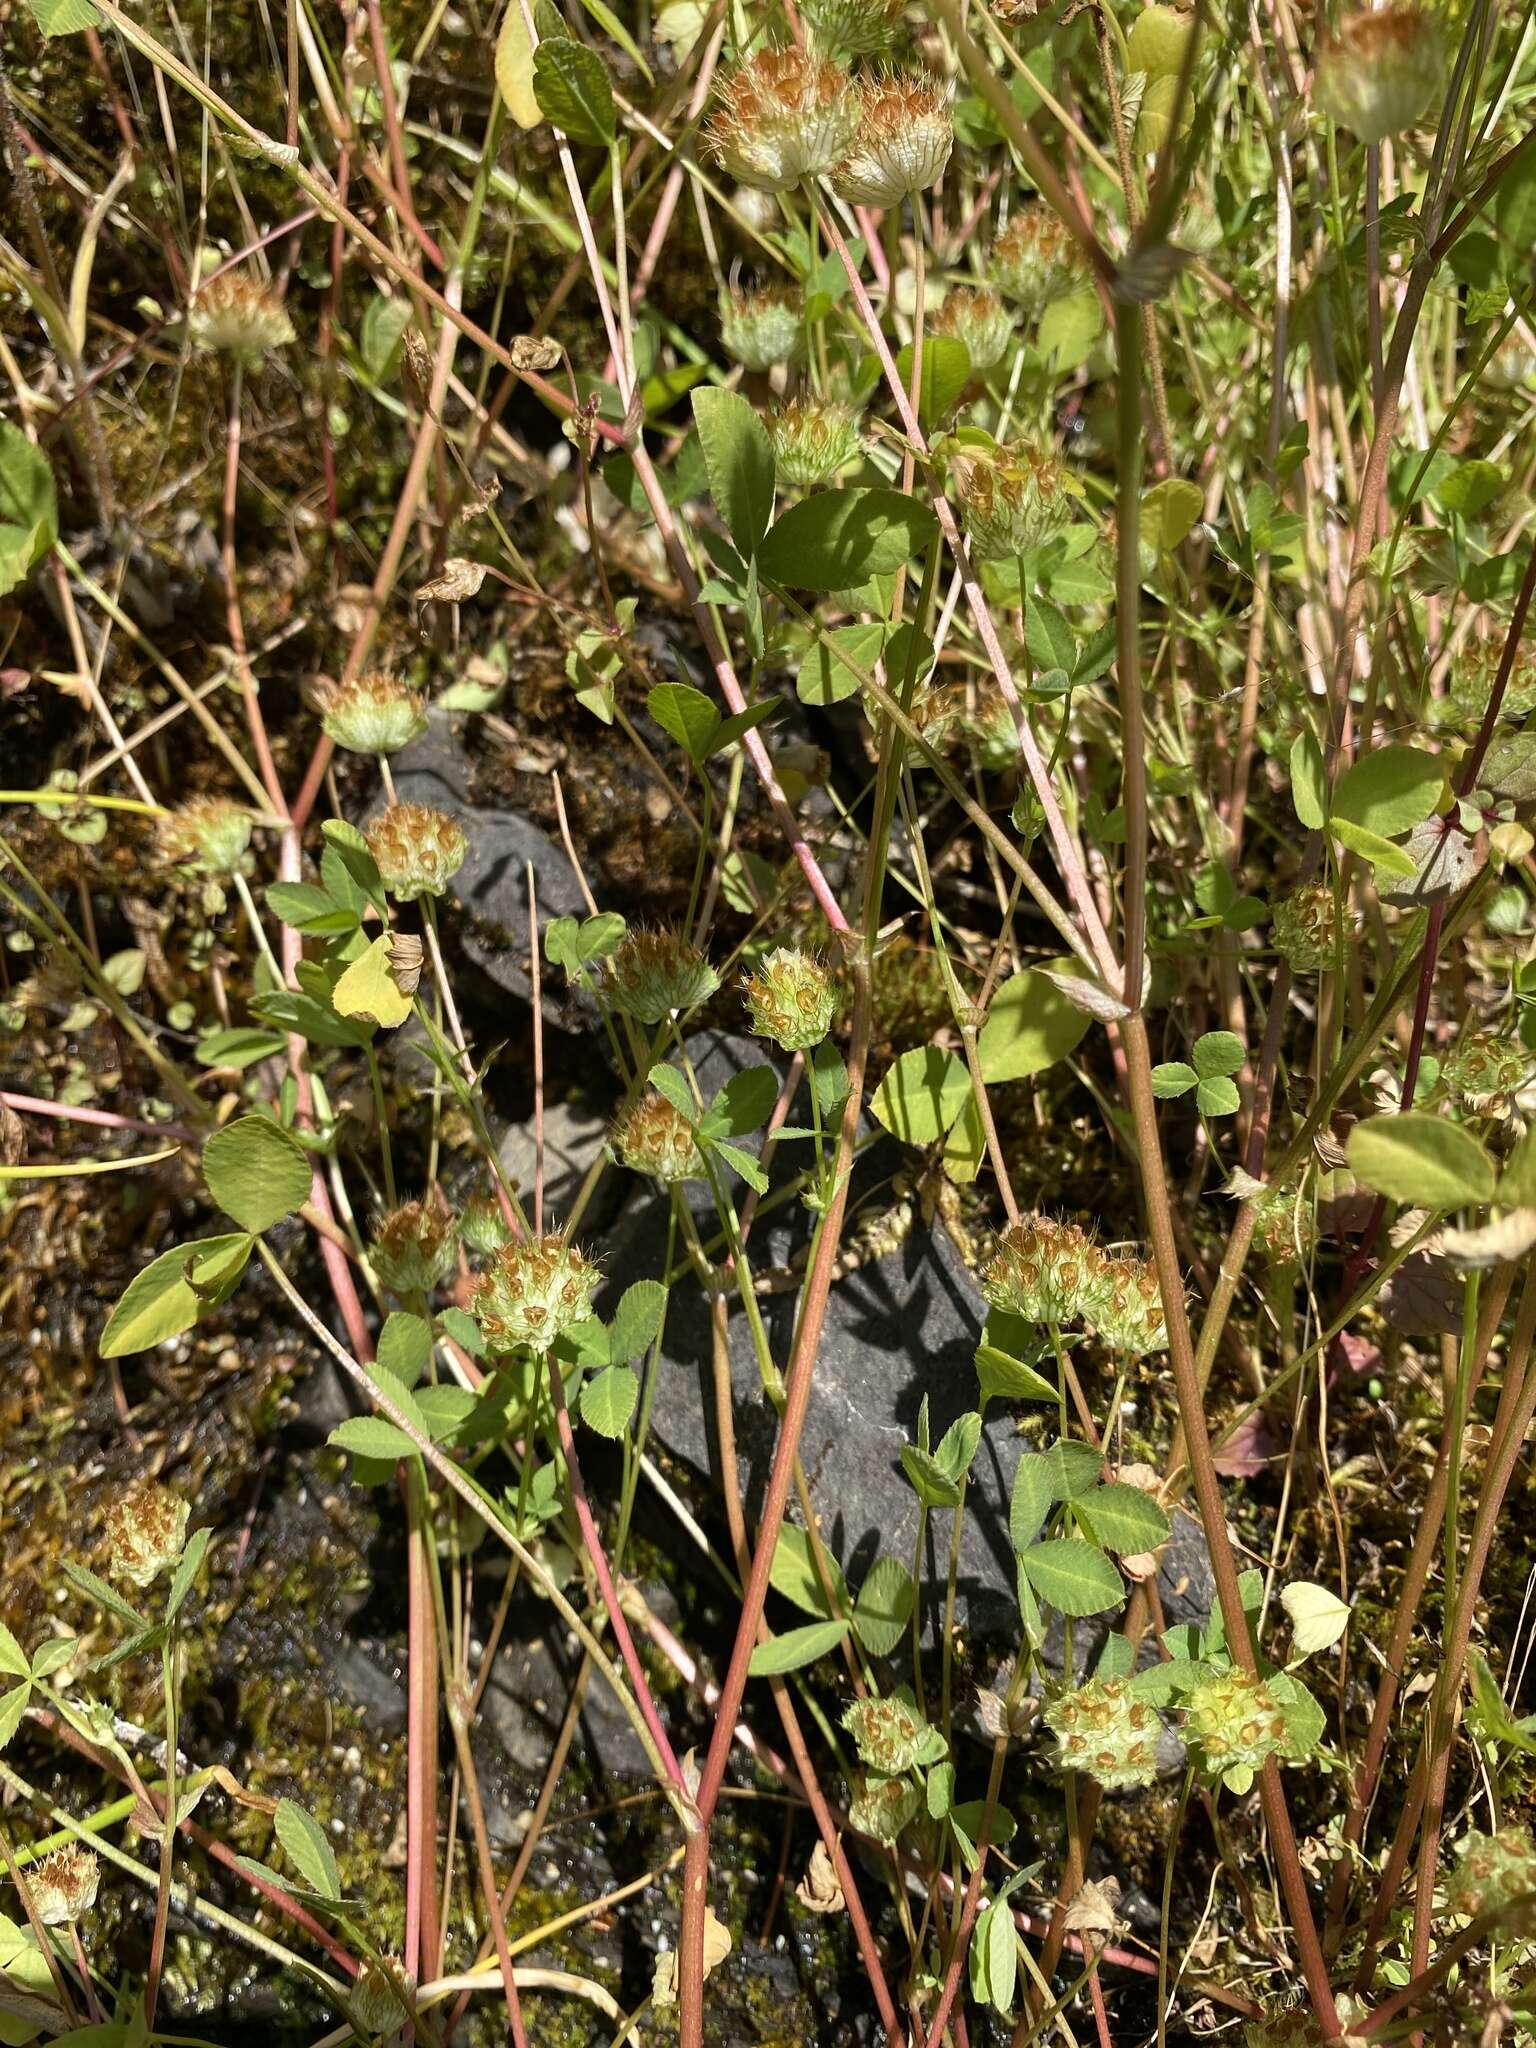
[1439,1208,1536,1270]
[414,558,488,607]
[388,932,424,998]
[651,1907,731,2006]
[510,334,562,372]
[0,1099,24,1166]
[1115,1462,1169,1581]
[794,1839,845,1915]
[976,1657,1035,1741]
[1062,1874,1121,1953]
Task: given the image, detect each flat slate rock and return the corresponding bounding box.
[602,1041,1214,1648]
[391,713,592,1025]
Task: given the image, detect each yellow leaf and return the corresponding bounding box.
[495,3,543,129]
[1279,1580,1352,1657]
[333,935,413,1029]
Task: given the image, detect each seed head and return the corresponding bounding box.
[831,71,954,209]
[799,0,904,56]
[705,48,861,193]
[1441,1030,1532,1109]
[365,804,467,901]
[29,1846,100,1927]
[1092,1254,1170,1356]
[105,1482,190,1589]
[1183,1667,1287,1791]
[188,273,296,364]
[719,285,805,372]
[1272,883,1353,972]
[742,947,837,1051]
[613,1092,707,1184]
[953,441,1083,561]
[1043,1678,1162,1791]
[157,797,254,878]
[982,1215,1108,1328]
[472,1234,599,1353]
[990,204,1087,311]
[768,396,864,488]
[1442,1827,1536,1931]
[460,1186,514,1255]
[370,1189,459,1296]
[933,286,1015,374]
[1312,5,1445,145]
[321,674,428,757]
[606,928,720,1025]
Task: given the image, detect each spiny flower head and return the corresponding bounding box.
[1435,635,1536,732]
[831,70,954,209]
[1442,1827,1536,1930]
[768,396,864,488]
[1183,1668,1287,1791]
[605,928,720,1025]
[105,1482,189,1589]
[1272,883,1353,972]
[188,272,296,364]
[742,947,837,1051]
[1092,1253,1169,1356]
[614,1092,707,1184]
[933,286,1014,374]
[799,0,904,56]
[843,1692,948,1775]
[473,1234,599,1353]
[365,803,467,902]
[982,1215,1108,1328]
[1043,1678,1161,1791]
[460,1186,514,1256]
[1242,1998,1367,2048]
[1441,1030,1532,1108]
[321,674,428,757]
[953,441,1083,561]
[370,1189,458,1296]
[848,1772,922,1844]
[157,797,254,877]
[704,48,861,193]
[29,1846,100,1927]
[1312,5,1446,145]
[1252,1182,1317,1267]
[990,204,1087,311]
[719,285,804,372]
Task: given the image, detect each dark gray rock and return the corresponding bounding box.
[603,1033,1214,1649]
[391,713,593,1026]
[479,1585,680,1790]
